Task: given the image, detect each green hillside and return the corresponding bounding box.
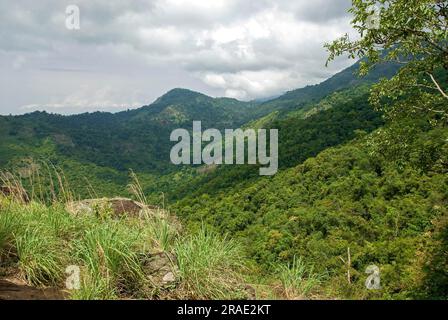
[0,61,397,200]
[249,60,401,120]
[160,84,385,202]
[0,88,258,176]
[173,119,448,299]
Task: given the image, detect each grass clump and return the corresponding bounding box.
[175,227,247,299]
[9,202,71,287]
[72,221,147,299]
[143,215,177,252]
[0,202,21,261]
[1,200,252,300]
[0,171,254,300]
[15,226,67,286]
[275,256,322,299]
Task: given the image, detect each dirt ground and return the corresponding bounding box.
[0,278,65,300]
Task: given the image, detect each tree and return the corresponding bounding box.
[326,0,448,120]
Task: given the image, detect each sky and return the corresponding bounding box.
[0,0,356,115]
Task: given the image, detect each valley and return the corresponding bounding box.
[0,57,447,300]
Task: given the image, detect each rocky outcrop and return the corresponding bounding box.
[65,197,160,218]
[141,252,179,288]
[0,278,65,300]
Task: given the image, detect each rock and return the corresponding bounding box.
[0,186,30,203]
[244,284,257,300]
[65,197,160,218]
[142,252,179,288]
[0,278,65,300]
[162,272,176,284]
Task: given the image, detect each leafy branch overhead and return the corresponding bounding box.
[326,0,448,119]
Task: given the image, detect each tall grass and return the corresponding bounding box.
[275,256,322,299]
[15,226,67,286]
[127,172,179,252]
[0,169,253,300]
[0,202,20,261]
[71,269,117,300]
[127,170,148,205]
[0,200,251,300]
[175,227,247,299]
[2,201,71,286]
[1,160,74,205]
[142,216,177,252]
[72,221,147,299]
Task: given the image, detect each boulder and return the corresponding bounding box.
[0,278,65,300]
[142,251,179,288]
[66,197,159,218]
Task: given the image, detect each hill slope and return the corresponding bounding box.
[249,60,401,119]
[0,89,257,176]
[173,119,448,299]
[0,60,399,198]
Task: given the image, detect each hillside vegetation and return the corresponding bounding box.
[0,61,397,199]
[173,119,448,299]
[0,0,447,300]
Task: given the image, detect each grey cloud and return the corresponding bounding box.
[0,0,355,114]
[288,0,352,23]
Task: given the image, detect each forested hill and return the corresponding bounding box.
[249,60,401,118]
[160,84,385,202]
[0,60,398,182]
[1,0,447,301]
[1,57,447,300]
[173,118,448,299]
[0,88,258,174]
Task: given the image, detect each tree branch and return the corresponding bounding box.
[427,72,448,99]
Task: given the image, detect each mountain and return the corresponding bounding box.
[249,60,401,119]
[122,88,259,128]
[0,60,399,198]
[0,88,258,177]
[160,84,384,202]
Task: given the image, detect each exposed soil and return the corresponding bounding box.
[0,278,65,300]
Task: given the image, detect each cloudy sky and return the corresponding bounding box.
[0,0,356,115]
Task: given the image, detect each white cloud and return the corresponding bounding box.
[21,86,144,113]
[12,55,27,70]
[201,69,308,100]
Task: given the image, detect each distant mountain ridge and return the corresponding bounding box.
[0,59,401,187]
[250,60,401,118]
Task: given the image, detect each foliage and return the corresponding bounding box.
[0,194,250,299]
[326,0,448,120]
[173,122,448,299]
[163,85,384,202]
[0,2,446,299]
